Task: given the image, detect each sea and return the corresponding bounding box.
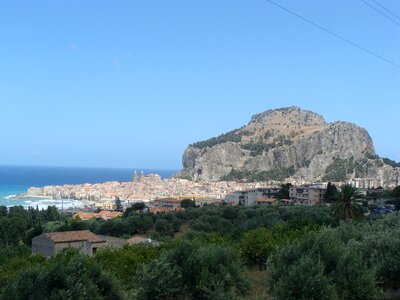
[0,165,177,210]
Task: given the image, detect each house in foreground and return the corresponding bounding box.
[32,230,161,257]
[32,230,106,257]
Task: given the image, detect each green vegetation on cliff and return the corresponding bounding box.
[241,142,269,156]
[382,157,400,168]
[190,127,243,149]
[222,166,295,182]
[322,157,356,181]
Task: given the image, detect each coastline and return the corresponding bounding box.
[9,194,51,200]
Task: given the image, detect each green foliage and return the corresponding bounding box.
[0,245,46,291]
[135,259,183,300]
[324,182,338,203]
[94,245,160,289]
[240,227,276,269]
[124,202,146,217]
[222,206,239,220]
[268,215,400,300]
[354,215,400,289]
[241,141,269,156]
[366,153,379,160]
[0,207,7,218]
[271,254,336,300]
[114,197,123,212]
[155,219,174,237]
[0,205,62,247]
[322,157,354,181]
[136,240,250,299]
[180,199,196,209]
[331,184,365,221]
[392,186,400,198]
[263,129,275,139]
[276,183,291,199]
[1,202,400,299]
[240,223,320,270]
[335,243,382,300]
[221,166,295,182]
[189,205,333,240]
[190,128,243,149]
[381,157,400,168]
[1,249,122,300]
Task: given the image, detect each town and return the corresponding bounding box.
[20,171,396,218]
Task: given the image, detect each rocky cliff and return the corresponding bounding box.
[180,106,400,185]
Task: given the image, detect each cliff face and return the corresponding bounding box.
[180,106,399,185]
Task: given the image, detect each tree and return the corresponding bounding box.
[133,202,146,211]
[180,199,196,209]
[137,215,153,233]
[392,186,400,198]
[42,206,61,222]
[271,254,335,300]
[155,219,173,237]
[276,183,292,200]
[0,206,7,217]
[136,259,184,300]
[94,246,159,289]
[123,202,147,217]
[114,197,123,212]
[331,184,365,221]
[240,227,277,270]
[222,206,239,220]
[335,246,382,300]
[135,241,250,299]
[324,182,338,203]
[1,249,122,300]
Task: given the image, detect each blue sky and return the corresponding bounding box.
[0,0,399,169]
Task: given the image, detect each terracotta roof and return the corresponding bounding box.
[43,230,105,243]
[148,207,170,213]
[106,211,123,218]
[73,211,95,220]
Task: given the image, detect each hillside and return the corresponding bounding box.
[180,106,400,185]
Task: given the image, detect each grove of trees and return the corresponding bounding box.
[1,185,400,299]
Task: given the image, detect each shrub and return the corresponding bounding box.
[135,240,250,299]
[271,254,335,300]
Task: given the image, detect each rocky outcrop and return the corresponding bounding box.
[180,106,399,185]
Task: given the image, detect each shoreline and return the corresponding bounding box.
[10,194,53,200]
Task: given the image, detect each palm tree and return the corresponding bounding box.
[331,184,365,221]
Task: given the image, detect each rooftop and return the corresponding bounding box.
[43,230,105,243]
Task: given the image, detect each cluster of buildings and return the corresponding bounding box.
[223,185,327,206]
[23,171,394,213]
[350,178,383,189]
[24,172,275,210]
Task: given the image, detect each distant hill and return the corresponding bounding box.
[180,106,400,185]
